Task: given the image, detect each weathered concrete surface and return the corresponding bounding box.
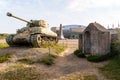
[79,22,111,55]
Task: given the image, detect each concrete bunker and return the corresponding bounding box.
[79,22,111,55]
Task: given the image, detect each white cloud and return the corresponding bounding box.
[67,0,120,12]
[0,1,8,13]
[0,1,8,7]
[91,0,120,7]
[67,0,91,11]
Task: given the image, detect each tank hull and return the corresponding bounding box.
[6,33,58,47]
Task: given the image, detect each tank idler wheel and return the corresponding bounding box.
[30,34,42,47]
[6,34,14,46]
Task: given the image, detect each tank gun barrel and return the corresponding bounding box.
[7,12,31,23]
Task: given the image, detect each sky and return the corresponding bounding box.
[0,0,120,33]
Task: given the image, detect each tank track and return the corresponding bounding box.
[6,34,15,46]
[30,34,42,47]
[6,34,58,47]
[30,34,58,47]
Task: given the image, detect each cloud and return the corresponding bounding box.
[0,1,9,13]
[67,0,91,12]
[0,1,8,7]
[67,0,120,12]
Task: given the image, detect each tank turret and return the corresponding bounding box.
[7,12,48,28]
[6,12,58,47]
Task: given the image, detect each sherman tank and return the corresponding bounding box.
[6,12,58,47]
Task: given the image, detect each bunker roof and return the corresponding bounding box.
[88,22,109,32]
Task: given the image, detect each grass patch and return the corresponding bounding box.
[0,43,9,48]
[39,57,54,65]
[0,34,8,40]
[87,52,115,62]
[0,36,5,40]
[99,54,120,80]
[74,49,86,58]
[0,53,12,63]
[53,43,65,54]
[17,57,35,64]
[0,67,48,80]
[99,39,120,80]
[84,75,98,80]
[41,41,65,54]
[6,64,25,71]
[18,56,55,66]
[41,40,57,48]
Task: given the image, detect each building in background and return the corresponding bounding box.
[51,24,86,39]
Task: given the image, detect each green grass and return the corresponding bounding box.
[84,75,98,80]
[86,52,115,62]
[40,57,54,65]
[0,67,48,80]
[6,64,25,71]
[41,40,57,48]
[0,36,5,40]
[99,54,120,80]
[41,41,65,54]
[99,39,120,80]
[18,56,55,65]
[53,43,65,54]
[0,53,12,63]
[0,34,8,40]
[0,43,9,48]
[17,57,35,64]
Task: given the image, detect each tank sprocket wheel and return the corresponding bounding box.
[30,34,42,47]
[6,34,15,46]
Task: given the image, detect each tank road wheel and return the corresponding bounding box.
[6,34,14,46]
[30,34,42,47]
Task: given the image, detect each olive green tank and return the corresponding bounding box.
[6,12,58,47]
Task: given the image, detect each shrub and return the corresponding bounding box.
[0,54,11,63]
[74,49,86,58]
[111,40,120,54]
[87,52,114,62]
[40,57,54,65]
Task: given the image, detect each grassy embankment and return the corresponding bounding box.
[74,39,120,80]
[0,33,8,40]
[99,40,120,80]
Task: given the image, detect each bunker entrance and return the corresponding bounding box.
[84,31,91,54]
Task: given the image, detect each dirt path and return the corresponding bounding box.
[0,39,110,80]
[0,39,6,43]
[40,42,109,80]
